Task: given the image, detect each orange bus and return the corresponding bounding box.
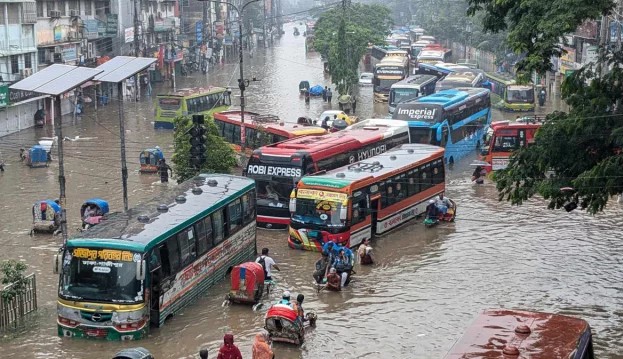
[213,111,327,152]
[444,309,594,359]
[288,144,445,250]
[480,119,542,172]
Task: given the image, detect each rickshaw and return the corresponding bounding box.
[26,145,49,168]
[31,199,61,235]
[139,147,164,173]
[225,262,275,310]
[265,304,317,345]
[298,81,310,94]
[112,347,154,359]
[424,199,457,228]
[81,198,109,230]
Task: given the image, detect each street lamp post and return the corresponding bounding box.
[200,0,260,151]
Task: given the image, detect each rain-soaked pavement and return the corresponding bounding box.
[0,22,621,358]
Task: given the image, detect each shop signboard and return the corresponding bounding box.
[196,21,203,43]
[0,86,8,108]
[9,88,37,105]
[106,14,118,35]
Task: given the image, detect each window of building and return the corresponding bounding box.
[59,0,67,16]
[38,49,46,64]
[68,0,79,11]
[10,55,19,74]
[7,4,20,24]
[24,53,32,69]
[84,0,92,15]
[37,2,45,17]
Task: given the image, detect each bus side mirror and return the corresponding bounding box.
[482,81,492,90]
[289,198,296,213]
[136,260,146,281]
[436,126,443,142]
[53,254,61,274]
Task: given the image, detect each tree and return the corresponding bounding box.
[1,260,29,301]
[172,115,237,183]
[495,50,623,214]
[314,3,392,95]
[466,0,614,74]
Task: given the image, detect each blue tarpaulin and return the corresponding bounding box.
[309,85,324,96]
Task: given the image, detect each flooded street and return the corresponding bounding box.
[1,22,622,358]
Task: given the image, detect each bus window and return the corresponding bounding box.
[214,119,225,136]
[396,176,407,200]
[407,169,420,195]
[227,199,242,233]
[178,227,196,267]
[212,209,225,246]
[246,127,257,148]
[351,193,367,225]
[223,122,236,143]
[433,161,444,184]
[195,218,209,256]
[493,136,519,152]
[233,124,241,145]
[420,166,432,191]
[242,191,256,224]
[165,236,181,275]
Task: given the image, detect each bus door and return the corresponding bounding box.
[148,248,163,327]
[369,193,381,235]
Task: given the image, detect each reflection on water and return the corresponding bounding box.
[0,23,622,358]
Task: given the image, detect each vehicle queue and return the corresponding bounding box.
[35,22,589,359]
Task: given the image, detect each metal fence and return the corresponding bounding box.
[0,274,38,331]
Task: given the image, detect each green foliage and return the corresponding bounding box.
[172,115,237,183]
[1,260,28,301]
[495,49,623,214]
[314,4,392,95]
[466,0,614,74]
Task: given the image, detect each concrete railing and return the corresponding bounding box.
[0,273,38,331]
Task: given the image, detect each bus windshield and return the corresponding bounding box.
[292,198,346,228]
[507,87,534,103]
[492,135,520,152]
[390,88,419,106]
[59,249,142,304]
[256,179,293,207]
[376,78,401,92]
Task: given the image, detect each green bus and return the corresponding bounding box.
[155,86,232,129]
[485,72,535,112]
[54,174,256,340]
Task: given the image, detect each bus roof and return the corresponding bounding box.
[67,174,255,252]
[299,144,444,189]
[415,87,488,107]
[485,72,517,84]
[213,111,327,137]
[159,86,227,98]
[253,119,409,157]
[390,74,437,89]
[444,309,592,359]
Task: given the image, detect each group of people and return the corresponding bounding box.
[321,86,333,103]
[196,330,274,359]
[312,238,374,291]
[425,192,453,220]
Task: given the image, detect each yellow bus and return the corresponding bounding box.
[485,72,535,112]
[155,86,231,129]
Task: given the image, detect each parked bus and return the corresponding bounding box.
[480,118,542,172]
[245,119,410,229]
[409,40,432,66]
[435,70,488,92]
[55,174,256,340]
[444,309,594,359]
[388,74,438,114]
[414,63,455,79]
[416,44,452,65]
[288,144,445,251]
[155,87,231,129]
[373,56,410,102]
[486,72,535,111]
[393,87,491,164]
[213,111,327,152]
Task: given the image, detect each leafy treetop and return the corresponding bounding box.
[466,0,614,74]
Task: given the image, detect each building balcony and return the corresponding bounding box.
[0,37,36,56]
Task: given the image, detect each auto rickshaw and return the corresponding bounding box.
[298,81,310,94]
[31,199,61,235]
[81,198,110,230]
[26,145,49,168]
[139,147,164,173]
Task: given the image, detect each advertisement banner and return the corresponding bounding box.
[0,86,8,108]
[125,27,134,43]
[54,26,62,41]
[297,189,348,202]
[196,21,203,43]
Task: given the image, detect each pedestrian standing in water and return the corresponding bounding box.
[252,330,273,359]
[199,349,209,359]
[217,333,242,359]
[304,89,310,104]
[158,158,173,183]
[322,86,328,102]
[327,87,333,103]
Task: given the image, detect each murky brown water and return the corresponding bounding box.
[0,22,622,358]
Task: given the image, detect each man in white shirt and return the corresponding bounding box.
[434,192,452,215]
[255,248,280,281]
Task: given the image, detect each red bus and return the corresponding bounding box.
[213,111,327,152]
[445,309,594,359]
[245,119,410,229]
[480,118,543,172]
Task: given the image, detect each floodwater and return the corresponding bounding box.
[0,22,622,358]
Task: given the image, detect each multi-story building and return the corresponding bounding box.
[0,1,42,137]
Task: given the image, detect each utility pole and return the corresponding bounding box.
[263,0,267,48]
[55,95,68,242]
[117,82,129,211]
[203,1,209,47]
[134,0,141,101]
